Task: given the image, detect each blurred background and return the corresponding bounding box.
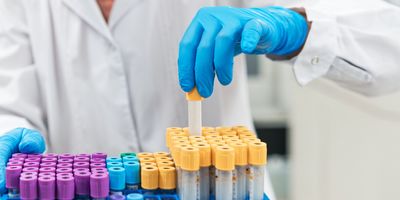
[245,55,400,200]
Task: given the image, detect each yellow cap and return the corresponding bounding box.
[190,139,206,145]
[167,131,187,148]
[239,133,257,139]
[182,127,190,136]
[167,127,183,133]
[225,138,242,144]
[186,87,203,101]
[211,143,228,166]
[248,142,267,165]
[220,130,237,136]
[137,152,153,158]
[157,160,175,167]
[237,129,255,136]
[222,135,239,140]
[192,143,211,167]
[215,146,235,171]
[159,166,176,190]
[139,157,156,163]
[242,138,261,144]
[229,142,248,166]
[205,135,222,141]
[156,157,173,162]
[141,166,159,190]
[232,125,249,132]
[180,146,200,171]
[202,131,220,137]
[171,136,188,142]
[166,127,183,147]
[189,136,205,141]
[202,127,215,133]
[153,152,170,158]
[141,162,157,167]
[207,139,225,144]
[171,143,191,167]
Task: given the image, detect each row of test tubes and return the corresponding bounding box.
[166,126,268,200]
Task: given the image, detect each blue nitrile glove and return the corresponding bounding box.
[0,128,46,194]
[178,6,308,97]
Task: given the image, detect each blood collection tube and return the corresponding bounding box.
[91,158,106,163]
[40,167,56,173]
[74,156,90,162]
[122,155,138,162]
[27,153,42,158]
[141,165,159,195]
[41,162,57,168]
[153,152,169,158]
[186,88,203,136]
[136,152,153,159]
[6,165,22,198]
[180,146,200,200]
[76,153,91,158]
[23,167,39,173]
[74,168,90,173]
[74,162,90,169]
[41,157,57,163]
[110,194,126,200]
[39,172,56,177]
[57,168,73,174]
[210,143,227,196]
[107,162,123,168]
[42,153,58,158]
[7,161,23,167]
[90,173,110,200]
[92,152,107,159]
[91,168,108,174]
[126,193,144,200]
[59,153,74,159]
[123,161,140,190]
[120,152,136,158]
[109,167,126,195]
[166,127,183,148]
[38,176,56,199]
[20,175,38,200]
[248,142,267,200]
[58,158,73,164]
[8,157,25,163]
[57,175,75,200]
[12,153,27,159]
[107,157,122,163]
[21,172,38,177]
[24,162,40,168]
[215,146,235,200]
[74,171,91,199]
[192,143,211,200]
[171,143,190,197]
[90,162,106,169]
[230,142,248,200]
[25,157,40,163]
[159,166,176,194]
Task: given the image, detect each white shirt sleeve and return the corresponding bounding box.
[293,0,400,96]
[0,1,45,134]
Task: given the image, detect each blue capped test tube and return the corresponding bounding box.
[109,167,126,195]
[123,161,140,190]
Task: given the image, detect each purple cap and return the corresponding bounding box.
[12,153,27,158]
[8,157,25,162]
[7,161,23,166]
[40,162,57,168]
[91,168,108,173]
[90,158,106,163]
[40,167,56,173]
[57,176,75,200]
[57,173,73,178]
[74,157,90,162]
[59,153,74,159]
[90,163,106,169]
[42,153,58,158]
[74,171,91,195]
[20,175,38,199]
[41,157,57,163]
[75,153,91,158]
[25,157,41,162]
[5,166,22,189]
[38,176,56,199]
[74,168,90,173]
[91,152,107,159]
[74,162,90,169]
[23,167,39,173]
[21,172,38,177]
[90,173,109,198]
[110,194,126,200]
[24,162,40,168]
[27,153,42,158]
[58,158,73,164]
[39,172,56,177]
[56,168,73,174]
[57,163,73,169]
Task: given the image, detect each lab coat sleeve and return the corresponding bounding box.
[292,0,400,96]
[0,1,45,134]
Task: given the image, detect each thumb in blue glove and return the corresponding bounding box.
[0,128,45,194]
[178,6,309,97]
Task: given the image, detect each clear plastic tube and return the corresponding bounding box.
[233,165,247,200]
[7,188,19,198]
[176,167,182,197]
[180,170,199,200]
[210,166,216,196]
[199,167,209,200]
[126,183,139,191]
[248,165,265,200]
[216,169,233,200]
[188,101,202,136]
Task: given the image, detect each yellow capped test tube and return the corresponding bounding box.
[192,142,211,200]
[137,152,153,159]
[186,88,203,136]
[180,146,200,200]
[141,166,159,193]
[202,131,220,137]
[153,152,170,158]
[215,146,235,200]
[159,166,176,193]
[230,142,248,200]
[248,142,267,200]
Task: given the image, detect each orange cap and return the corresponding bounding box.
[182,127,190,136]
[153,152,170,158]
[216,126,232,133]
[180,146,200,171]
[189,136,205,141]
[232,125,249,132]
[167,132,187,148]
[248,142,267,166]
[215,146,235,171]
[157,160,175,167]
[225,138,242,144]
[242,138,261,144]
[141,162,157,167]
[171,136,188,142]
[139,157,156,163]
[220,130,237,136]
[229,142,248,166]
[156,157,173,162]
[239,133,257,139]
[186,87,203,101]
[237,129,255,136]
[159,166,176,190]
[202,127,215,133]
[166,127,183,147]
[141,166,159,190]
[137,152,154,158]
[192,143,211,167]
[205,135,222,141]
[222,135,239,140]
[171,143,191,167]
[208,139,225,145]
[211,143,228,166]
[202,131,220,137]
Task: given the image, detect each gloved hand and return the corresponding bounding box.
[178,6,309,97]
[0,128,45,194]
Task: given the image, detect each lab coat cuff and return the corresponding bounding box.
[292,7,339,86]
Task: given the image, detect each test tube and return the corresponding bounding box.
[20,175,38,200]
[75,156,90,162]
[110,194,126,200]
[230,142,248,200]
[123,161,140,190]
[248,142,267,200]
[74,171,91,199]
[166,127,183,147]
[192,143,211,200]
[120,152,136,158]
[126,193,144,200]
[180,146,200,200]
[57,176,75,200]
[141,165,159,194]
[122,155,138,162]
[38,176,56,199]
[210,143,227,196]
[136,152,153,159]
[187,87,203,136]
[215,146,235,200]
[107,162,123,168]
[90,173,110,200]
[159,166,176,194]
[6,165,22,198]
[12,153,28,159]
[92,152,107,159]
[109,167,126,195]
[74,162,90,169]
[171,143,191,197]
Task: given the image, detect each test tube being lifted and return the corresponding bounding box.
[180,146,200,200]
[215,146,235,200]
[248,142,267,200]
[186,87,203,136]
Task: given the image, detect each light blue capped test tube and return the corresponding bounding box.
[107,162,123,168]
[123,161,140,190]
[122,156,138,162]
[109,167,126,195]
[107,157,122,163]
[126,193,144,200]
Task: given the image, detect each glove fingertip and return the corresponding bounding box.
[197,85,212,98]
[19,129,46,154]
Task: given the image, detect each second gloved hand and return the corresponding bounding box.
[0,128,46,194]
[178,6,308,97]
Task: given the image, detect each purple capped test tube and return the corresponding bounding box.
[57,176,75,200]
[59,153,74,159]
[75,171,91,198]
[91,158,106,163]
[41,157,57,163]
[57,173,73,178]
[91,168,108,174]
[75,156,90,162]
[74,162,90,169]
[39,172,56,178]
[21,172,38,177]
[23,167,39,173]
[24,162,40,168]
[90,173,110,199]
[8,157,25,163]
[91,152,107,159]
[12,153,27,159]
[40,162,57,168]
[57,168,73,174]
[58,158,73,164]
[38,176,56,200]
[90,162,106,169]
[7,161,23,167]
[25,157,41,163]
[76,153,91,158]
[110,194,126,200]
[42,153,58,158]
[20,175,38,200]
[27,153,42,158]
[40,167,56,173]
[6,165,22,197]
[74,168,90,173]
[57,163,73,169]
